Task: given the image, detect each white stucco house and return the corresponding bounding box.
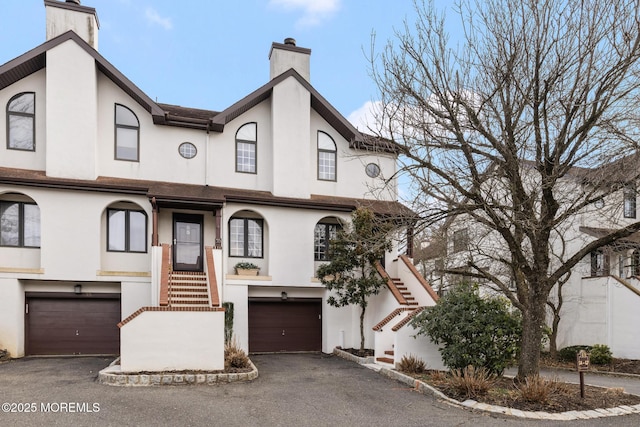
[0,0,440,371]
[420,157,640,360]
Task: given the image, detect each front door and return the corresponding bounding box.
[173,214,203,271]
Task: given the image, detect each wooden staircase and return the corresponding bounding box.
[167,271,210,307]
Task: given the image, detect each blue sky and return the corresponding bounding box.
[0,0,443,128]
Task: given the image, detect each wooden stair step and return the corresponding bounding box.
[384,350,394,356]
[376,357,394,364]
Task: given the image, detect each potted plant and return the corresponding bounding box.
[234,261,260,276]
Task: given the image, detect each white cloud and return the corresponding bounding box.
[347,100,383,132]
[269,0,341,28]
[145,7,173,30]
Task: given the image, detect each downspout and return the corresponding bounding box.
[205,121,210,186]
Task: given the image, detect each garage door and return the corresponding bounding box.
[26,297,121,355]
[248,300,322,353]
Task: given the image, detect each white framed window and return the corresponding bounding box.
[115,104,140,161]
[7,92,35,151]
[318,131,336,181]
[365,163,381,178]
[236,123,257,173]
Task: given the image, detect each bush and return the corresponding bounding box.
[557,345,592,362]
[224,339,251,371]
[590,344,613,365]
[447,366,495,399]
[398,354,426,374]
[517,375,568,403]
[411,282,521,375]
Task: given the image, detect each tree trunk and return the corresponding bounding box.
[549,310,561,359]
[518,294,546,379]
[359,305,366,353]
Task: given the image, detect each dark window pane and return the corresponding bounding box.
[129,211,146,252]
[8,115,34,150]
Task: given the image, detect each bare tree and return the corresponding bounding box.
[370,0,640,378]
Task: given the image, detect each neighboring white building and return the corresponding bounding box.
[0,0,439,368]
[420,159,640,359]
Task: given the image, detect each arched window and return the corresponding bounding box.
[229,215,263,258]
[314,218,341,261]
[236,123,257,173]
[317,131,336,181]
[7,92,35,151]
[0,195,40,248]
[115,104,140,161]
[107,205,147,253]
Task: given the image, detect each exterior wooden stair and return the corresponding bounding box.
[392,278,420,306]
[376,349,394,364]
[167,271,210,307]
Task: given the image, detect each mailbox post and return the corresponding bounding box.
[577,350,590,398]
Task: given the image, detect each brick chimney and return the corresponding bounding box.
[269,38,311,81]
[44,0,100,49]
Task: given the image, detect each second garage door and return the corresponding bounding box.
[26,296,121,356]
[248,300,322,353]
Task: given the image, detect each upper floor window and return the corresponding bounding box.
[7,92,35,151]
[452,228,469,253]
[115,104,139,161]
[314,221,341,261]
[229,217,263,257]
[107,208,147,252]
[590,249,609,277]
[0,201,40,247]
[178,142,197,159]
[318,131,336,181]
[236,123,257,173]
[624,183,636,218]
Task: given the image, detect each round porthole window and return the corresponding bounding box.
[178,142,197,159]
[365,163,381,178]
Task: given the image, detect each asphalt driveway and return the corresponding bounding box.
[1,353,640,426]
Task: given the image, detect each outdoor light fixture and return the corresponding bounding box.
[74,284,82,294]
[281,291,288,300]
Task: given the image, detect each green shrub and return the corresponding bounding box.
[411,282,521,375]
[398,354,426,374]
[590,344,613,365]
[558,345,592,362]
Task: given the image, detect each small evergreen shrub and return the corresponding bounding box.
[558,345,592,362]
[398,354,426,374]
[590,344,613,365]
[411,282,521,375]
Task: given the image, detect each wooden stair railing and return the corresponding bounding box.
[205,246,220,307]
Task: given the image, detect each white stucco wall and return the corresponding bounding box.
[120,310,224,372]
[395,328,446,371]
[0,278,24,357]
[0,71,47,171]
[46,40,98,180]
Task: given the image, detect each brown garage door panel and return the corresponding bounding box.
[248,301,322,353]
[27,298,120,356]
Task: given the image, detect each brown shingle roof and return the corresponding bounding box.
[0,167,411,216]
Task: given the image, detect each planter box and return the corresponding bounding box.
[235,268,259,276]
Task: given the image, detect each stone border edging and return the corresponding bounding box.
[98,359,258,386]
[332,347,375,364]
[332,347,640,421]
